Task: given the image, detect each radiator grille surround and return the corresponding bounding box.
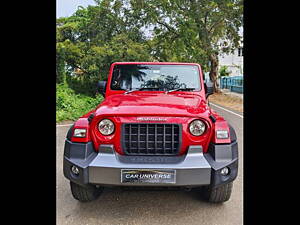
[121,123,182,155]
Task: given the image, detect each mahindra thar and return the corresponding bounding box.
[63,62,238,203]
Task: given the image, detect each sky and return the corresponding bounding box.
[56,0,96,18]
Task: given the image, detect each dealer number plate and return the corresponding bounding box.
[121,169,176,184]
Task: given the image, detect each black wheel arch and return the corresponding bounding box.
[66,124,74,141]
[228,124,237,143]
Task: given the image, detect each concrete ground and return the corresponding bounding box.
[220,89,243,100]
[56,104,243,225]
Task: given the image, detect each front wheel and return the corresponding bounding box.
[201,182,233,203]
[70,182,103,202]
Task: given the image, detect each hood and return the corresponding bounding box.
[94,93,209,118]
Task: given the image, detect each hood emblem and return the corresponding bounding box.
[137,117,167,121]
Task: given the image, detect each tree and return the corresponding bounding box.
[56,0,153,95]
[219,65,230,78]
[56,0,243,94]
[129,0,243,92]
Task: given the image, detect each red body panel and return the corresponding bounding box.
[89,116,213,155]
[72,62,231,154]
[94,93,209,117]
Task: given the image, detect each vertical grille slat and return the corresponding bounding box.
[172,124,174,151]
[129,124,131,152]
[137,124,140,153]
[155,124,157,151]
[146,125,149,154]
[123,123,180,155]
[163,125,166,155]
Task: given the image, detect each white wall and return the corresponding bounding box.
[218,27,243,77]
[219,48,243,76]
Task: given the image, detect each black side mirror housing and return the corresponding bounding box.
[205,81,214,98]
[97,81,107,97]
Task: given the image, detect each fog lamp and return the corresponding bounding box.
[71,165,79,175]
[220,167,230,176]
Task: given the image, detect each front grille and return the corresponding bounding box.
[122,123,181,155]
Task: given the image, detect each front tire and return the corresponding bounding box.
[70,182,103,202]
[202,182,233,203]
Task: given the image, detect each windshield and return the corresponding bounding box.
[110,64,201,91]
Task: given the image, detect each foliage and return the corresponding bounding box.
[129,0,243,90]
[56,1,153,96]
[57,0,242,90]
[56,83,103,122]
[219,66,230,77]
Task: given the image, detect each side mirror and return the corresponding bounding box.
[97,81,107,97]
[205,81,214,98]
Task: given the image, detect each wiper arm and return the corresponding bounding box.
[124,87,160,94]
[165,88,195,94]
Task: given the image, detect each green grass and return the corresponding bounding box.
[56,83,103,122]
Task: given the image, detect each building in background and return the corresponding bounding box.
[218,28,243,77]
[218,46,243,76]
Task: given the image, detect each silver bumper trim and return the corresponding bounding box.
[88,145,211,186]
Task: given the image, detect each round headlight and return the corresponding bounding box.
[98,119,115,135]
[189,119,206,136]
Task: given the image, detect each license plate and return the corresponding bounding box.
[121,169,176,184]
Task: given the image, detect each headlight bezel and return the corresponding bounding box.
[189,119,206,136]
[98,119,115,136]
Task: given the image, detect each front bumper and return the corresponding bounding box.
[63,140,238,188]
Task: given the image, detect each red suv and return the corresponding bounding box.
[63,62,238,203]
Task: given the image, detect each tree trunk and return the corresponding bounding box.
[209,53,220,93]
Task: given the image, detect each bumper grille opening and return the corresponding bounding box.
[122,124,181,155]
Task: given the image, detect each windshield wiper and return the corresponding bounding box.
[165,88,195,94]
[124,87,161,94]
